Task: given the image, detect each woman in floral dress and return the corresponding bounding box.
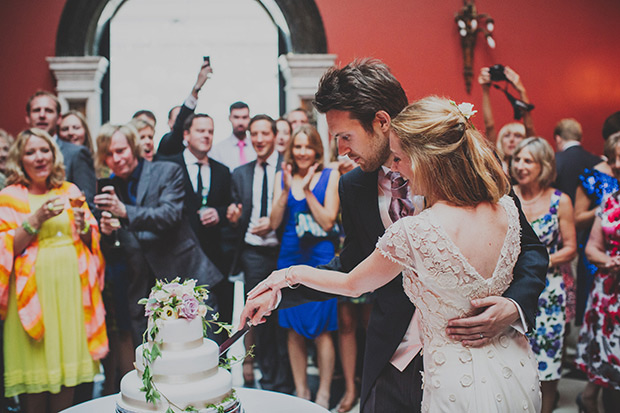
[512,137,577,413]
[575,131,620,412]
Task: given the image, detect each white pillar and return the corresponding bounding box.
[46,56,109,134]
[279,53,337,160]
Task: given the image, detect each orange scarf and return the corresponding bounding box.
[0,182,108,360]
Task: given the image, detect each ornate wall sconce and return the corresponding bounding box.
[455,0,495,93]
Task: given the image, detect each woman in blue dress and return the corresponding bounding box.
[270,125,340,408]
[512,137,577,413]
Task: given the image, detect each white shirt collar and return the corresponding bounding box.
[183,148,208,166]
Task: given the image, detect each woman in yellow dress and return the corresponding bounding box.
[0,129,107,412]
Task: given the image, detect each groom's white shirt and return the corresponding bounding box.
[377,166,528,372]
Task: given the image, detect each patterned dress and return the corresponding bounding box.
[528,189,566,381]
[575,192,620,390]
[576,168,619,323]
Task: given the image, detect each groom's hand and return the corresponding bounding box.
[445,296,519,347]
[238,288,280,330]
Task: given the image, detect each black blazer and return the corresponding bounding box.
[229,154,283,274]
[159,153,232,274]
[280,166,549,408]
[156,104,195,157]
[555,145,602,203]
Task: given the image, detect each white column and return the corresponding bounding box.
[46,56,109,133]
[279,53,337,160]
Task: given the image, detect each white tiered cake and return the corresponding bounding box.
[116,280,240,413]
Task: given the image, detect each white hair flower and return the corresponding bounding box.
[456,102,477,119]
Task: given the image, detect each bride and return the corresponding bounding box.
[243,96,541,412]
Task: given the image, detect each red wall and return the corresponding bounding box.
[0,0,65,136]
[315,0,620,155]
[1,0,619,155]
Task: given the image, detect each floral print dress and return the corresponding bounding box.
[529,189,566,381]
[575,192,620,390]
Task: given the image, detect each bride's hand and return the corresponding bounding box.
[247,268,290,300]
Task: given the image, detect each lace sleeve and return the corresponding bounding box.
[376,218,415,269]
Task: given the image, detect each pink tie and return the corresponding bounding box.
[238,140,247,165]
[386,171,415,222]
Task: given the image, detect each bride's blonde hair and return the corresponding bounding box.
[391,96,509,207]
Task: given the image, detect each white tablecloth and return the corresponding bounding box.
[60,387,329,412]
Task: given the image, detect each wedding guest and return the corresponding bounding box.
[512,137,577,413]
[0,129,12,189]
[275,118,292,155]
[25,91,96,206]
[602,111,620,141]
[573,136,616,325]
[132,110,156,128]
[210,102,256,170]
[58,111,95,155]
[270,125,340,407]
[478,66,535,176]
[287,108,310,132]
[244,95,544,411]
[156,59,213,157]
[129,118,155,161]
[575,130,620,413]
[0,129,107,413]
[94,123,222,348]
[226,115,292,393]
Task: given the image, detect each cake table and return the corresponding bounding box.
[60,388,330,413]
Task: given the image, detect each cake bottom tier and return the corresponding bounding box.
[117,368,235,412]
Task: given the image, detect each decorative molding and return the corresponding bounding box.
[46,56,109,132]
[279,53,337,158]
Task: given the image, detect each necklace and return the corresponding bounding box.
[518,188,544,205]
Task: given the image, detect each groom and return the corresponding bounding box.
[241,59,548,412]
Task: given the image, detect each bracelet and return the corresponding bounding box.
[22,220,39,235]
[285,267,300,289]
[80,221,91,235]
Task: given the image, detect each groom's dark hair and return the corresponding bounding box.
[313,58,408,133]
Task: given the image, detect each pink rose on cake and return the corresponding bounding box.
[178,294,200,319]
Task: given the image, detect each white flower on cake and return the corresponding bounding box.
[160,305,178,320]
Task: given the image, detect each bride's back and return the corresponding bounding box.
[430,200,509,281]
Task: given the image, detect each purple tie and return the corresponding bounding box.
[386,171,415,222]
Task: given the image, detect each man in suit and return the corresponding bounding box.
[156,60,213,157]
[25,91,96,204]
[241,59,548,412]
[554,117,603,204]
[94,124,223,345]
[210,101,256,171]
[159,113,235,328]
[227,114,292,393]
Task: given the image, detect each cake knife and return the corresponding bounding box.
[219,323,251,356]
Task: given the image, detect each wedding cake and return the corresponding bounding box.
[116,279,241,413]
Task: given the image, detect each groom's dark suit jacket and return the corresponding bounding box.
[280,167,549,409]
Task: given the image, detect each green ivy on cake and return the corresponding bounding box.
[137,278,233,413]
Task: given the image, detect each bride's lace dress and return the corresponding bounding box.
[377,195,541,412]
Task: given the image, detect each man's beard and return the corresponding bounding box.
[358,134,391,172]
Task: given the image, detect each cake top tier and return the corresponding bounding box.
[139,278,212,328]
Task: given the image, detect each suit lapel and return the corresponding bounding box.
[351,169,385,235]
[136,160,152,205]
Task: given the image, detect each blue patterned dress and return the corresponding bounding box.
[278,169,338,339]
[576,168,619,323]
[529,189,566,381]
